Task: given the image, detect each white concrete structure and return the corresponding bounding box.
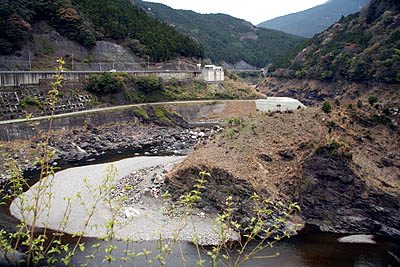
[256,97,306,112]
[202,65,225,82]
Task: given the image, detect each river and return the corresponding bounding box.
[2,153,400,267]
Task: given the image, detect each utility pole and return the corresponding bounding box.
[28,50,32,71]
[71,53,74,71]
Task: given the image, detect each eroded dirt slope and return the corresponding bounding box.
[167,104,400,238]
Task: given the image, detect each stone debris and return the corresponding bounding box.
[51,126,221,163]
[109,164,167,206]
[123,207,141,219]
[107,162,240,246]
[1,125,223,181]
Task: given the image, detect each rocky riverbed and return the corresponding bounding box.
[0,122,222,187]
[109,163,240,245]
[109,164,171,206]
[10,156,240,246]
[50,124,220,162]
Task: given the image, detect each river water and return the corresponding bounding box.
[2,154,400,267]
[66,228,399,267]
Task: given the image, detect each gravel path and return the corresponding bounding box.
[10,156,239,246]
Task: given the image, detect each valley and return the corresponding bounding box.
[0,0,399,266]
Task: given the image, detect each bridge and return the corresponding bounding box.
[0,68,224,87]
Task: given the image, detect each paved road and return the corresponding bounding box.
[0,98,307,125]
[0,99,254,125]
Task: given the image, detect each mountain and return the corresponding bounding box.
[274,0,400,84]
[136,1,306,68]
[0,0,203,61]
[258,0,370,38]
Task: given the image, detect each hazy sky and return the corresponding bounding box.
[144,0,328,25]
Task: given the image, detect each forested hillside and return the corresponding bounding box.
[258,0,369,38]
[136,0,305,68]
[274,0,400,84]
[0,0,203,61]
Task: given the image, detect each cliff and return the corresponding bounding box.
[167,106,400,238]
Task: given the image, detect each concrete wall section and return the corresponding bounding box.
[0,71,203,87]
[256,98,306,112]
[0,101,256,141]
[0,72,86,87]
[0,108,140,141]
[128,71,200,81]
[168,100,256,122]
[201,69,224,83]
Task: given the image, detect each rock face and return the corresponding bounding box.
[301,148,400,239]
[168,146,400,239]
[166,166,255,218]
[166,107,400,239]
[165,166,301,237]
[0,25,142,71]
[0,248,26,267]
[258,77,400,107]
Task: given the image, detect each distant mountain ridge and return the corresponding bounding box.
[258,0,370,38]
[136,1,305,68]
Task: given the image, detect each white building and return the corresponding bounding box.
[202,65,224,82]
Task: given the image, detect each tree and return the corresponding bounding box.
[322,101,332,113]
[368,96,379,106]
[86,73,125,94]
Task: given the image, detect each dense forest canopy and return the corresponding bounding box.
[136,0,305,68]
[274,0,400,84]
[0,0,204,61]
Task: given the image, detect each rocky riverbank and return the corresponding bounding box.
[0,120,222,187]
[49,124,220,163]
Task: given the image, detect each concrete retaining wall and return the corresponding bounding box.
[0,82,92,121]
[0,101,257,141]
[0,109,140,141]
[169,101,256,122]
[0,71,202,87]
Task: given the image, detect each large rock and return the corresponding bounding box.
[300,148,400,238]
[165,166,300,234]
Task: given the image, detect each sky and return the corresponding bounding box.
[144,0,329,25]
